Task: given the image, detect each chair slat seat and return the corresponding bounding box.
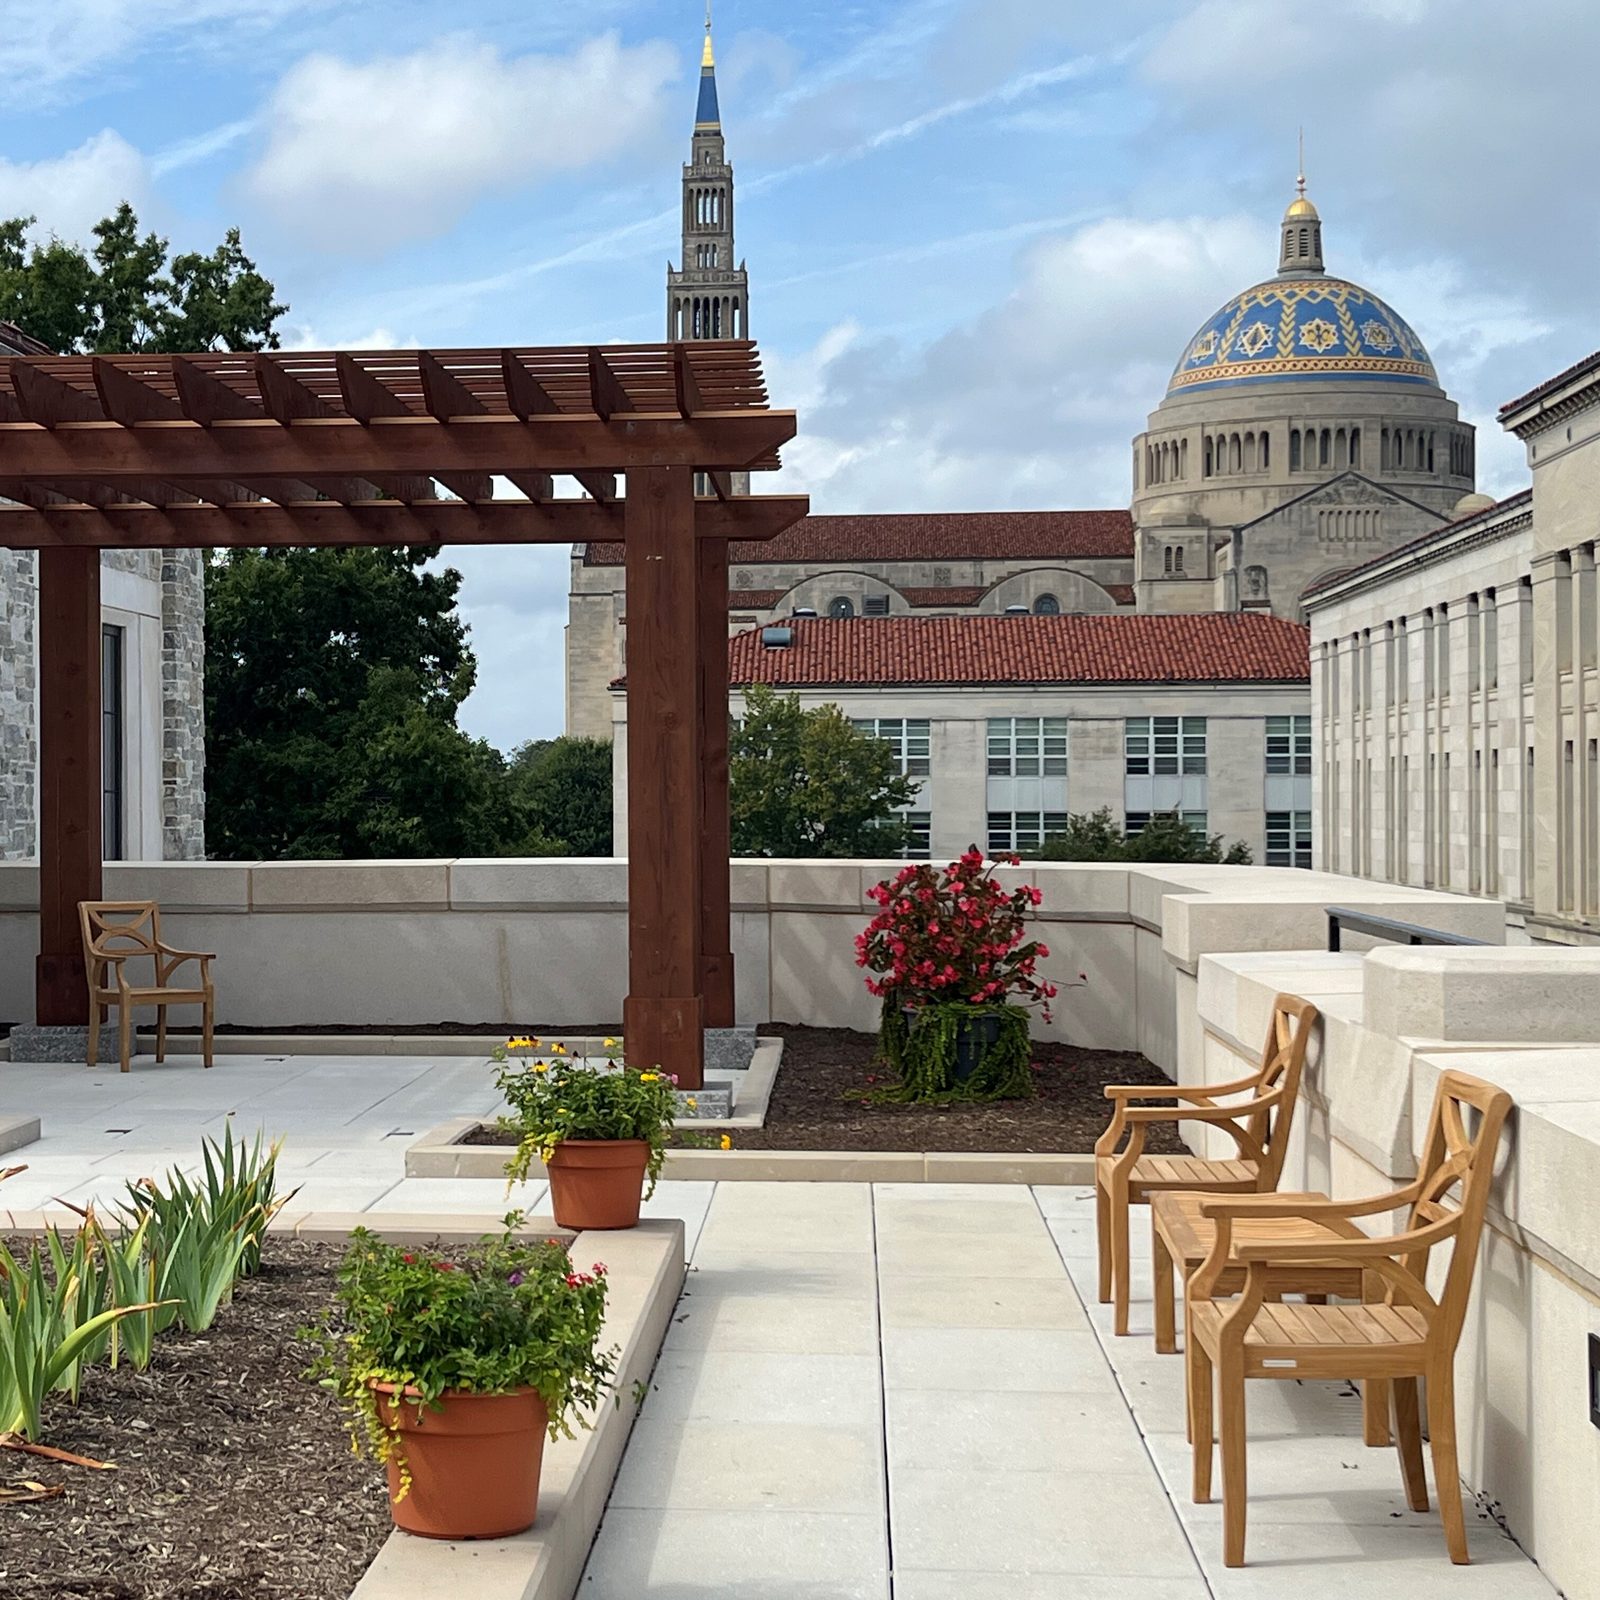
[1119,1154,1260,1190]
[1192,1299,1428,1353]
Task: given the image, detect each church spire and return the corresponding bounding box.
[696,2,720,129]
[1278,132,1325,275]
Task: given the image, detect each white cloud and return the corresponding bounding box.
[152,117,254,177]
[0,131,150,246]
[245,32,678,252]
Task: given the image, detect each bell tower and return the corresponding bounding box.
[666,7,749,344]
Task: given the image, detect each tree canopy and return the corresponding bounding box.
[1036,808,1252,865]
[729,686,917,858]
[0,203,285,354]
[507,737,614,856]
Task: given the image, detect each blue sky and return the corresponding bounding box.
[5,0,1597,747]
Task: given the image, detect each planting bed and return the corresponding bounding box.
[0,1239,387,1600]
[462,1025,1184,1154]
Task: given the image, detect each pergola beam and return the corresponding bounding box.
[0,494,811,549]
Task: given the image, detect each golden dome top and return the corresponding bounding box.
[1285,194,1319,219]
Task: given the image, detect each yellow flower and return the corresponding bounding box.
[641,1071,660,1082]
[552,1043,567,1055]
[686,1097,698,1110]
[603,1036,618,1049]
[530,1038,542,1049]
[719,1134,732,1150]
[533,1063,548,1074]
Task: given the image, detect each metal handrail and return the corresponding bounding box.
[1325,906,1491,953]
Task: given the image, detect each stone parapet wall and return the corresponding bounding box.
[1191,943,1600,1600]
[0,859,1501,1053]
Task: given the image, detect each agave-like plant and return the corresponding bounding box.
[0,1240,161,1440]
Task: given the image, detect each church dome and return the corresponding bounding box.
[1168,276,1437,397]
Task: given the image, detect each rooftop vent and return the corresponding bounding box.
[1003,604,1029,616]
[791,607,818,620]
[761,626,793,649]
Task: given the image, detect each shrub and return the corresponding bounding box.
[493,1039,678,1195]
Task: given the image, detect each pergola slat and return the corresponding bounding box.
[3,340,803,1091]
[0,494,810,548]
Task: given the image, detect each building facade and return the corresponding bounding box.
[565,49,1482,743]
[609,612,1311,863]
[0,322,206,862]
[1305,348,1600,945]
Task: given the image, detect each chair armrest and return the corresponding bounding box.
[1233,1213,1457,1263]
[1103,1072,1258,1103]
[156,943,216,961]
[1122,1097,1277,1127]
[1200,1186,1417,1223]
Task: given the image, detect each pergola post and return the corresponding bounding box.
[622,465,706,1089]
[35,546,101,1026]
[697,534,735,1028]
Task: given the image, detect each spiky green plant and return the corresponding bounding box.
[91,1215,163,1371]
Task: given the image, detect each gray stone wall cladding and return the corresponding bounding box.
[0,550,38,858]
[160,550,206,860]
[0,549,205,861]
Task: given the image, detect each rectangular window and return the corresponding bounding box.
[1125,810,1208,836]
[987,811,1069,855]
[1265,810,1313,869]
[900,812,931,859]
[863,594,890,617]
[853,717,930,777]
[1124,716,1206,776]
[101,624,124,861]
[1264,714,1312,775]
[987,717,1068,778]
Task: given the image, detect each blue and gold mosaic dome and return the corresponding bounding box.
[1168,276,1437,396]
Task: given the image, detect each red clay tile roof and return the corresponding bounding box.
[585,508,1134,567]
[1105,583,1135,605]
[1301,489,1532,601]
[1499,351,1600,419]
[728,589,781,608]
[716,614,1309,688]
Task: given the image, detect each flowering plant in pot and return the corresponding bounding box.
[855,847,1058,1100]
[304,1220,615,1540]
[494,1039,678,1230]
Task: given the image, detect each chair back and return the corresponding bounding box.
[1245,994,1319,1187]
[79,900,163,986]
[1399,1070,1513,1345]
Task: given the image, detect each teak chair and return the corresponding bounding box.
[1094,993,1318,1335]
[1186,1070,1513,1568]
[78,900,216,1074]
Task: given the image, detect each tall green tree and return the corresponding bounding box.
[1036,807,1252,865]
[508,737,614,855]
[729,686,916,857]
[0,202,285,353]
[204,546,554,859]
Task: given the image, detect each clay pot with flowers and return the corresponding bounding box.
[494,1039,678,1230]
[304,1221,615,1540]
[855,847,1058,1100]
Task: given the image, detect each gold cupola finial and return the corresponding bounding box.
[1285,128,1318,219]
[703,1,715,67]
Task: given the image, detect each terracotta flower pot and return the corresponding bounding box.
[545,1138,649,1230]
[372,1383,549,1540]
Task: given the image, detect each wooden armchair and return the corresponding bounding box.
[78,900,216,1074]
[1094,993,1318,1335]
[1186,1070,1513,1568]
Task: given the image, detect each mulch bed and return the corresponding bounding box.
[0,1240,388,1600]
[467,1023,1184,1155]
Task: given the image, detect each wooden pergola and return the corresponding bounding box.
[0,341,806,1090]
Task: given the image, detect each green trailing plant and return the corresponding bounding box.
[302,1218,617,1499]
[0,1239,162,1440]
[878,999,1035,1101]
[493,1039,679,1195]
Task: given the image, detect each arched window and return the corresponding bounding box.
[1163,546,1174,575]
[1298,226,1309,256]
[1349,427,1361,467]
[1260,431,1270,469]
[1290,430,1302,470]
[1230,433,1242,471]
[1320,427,1331,467]
[1244,431,1256,470]
[1426,432,1435,472]
[1179,438,1188,478]
[828,596,855,619]
[1335,427,1346,464]
[1033,594,1061,616]
[1203,438,1213,477]
[1174,546,1186,574]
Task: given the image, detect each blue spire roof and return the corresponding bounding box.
[695,62,720,128]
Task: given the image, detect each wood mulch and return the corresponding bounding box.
[0,1240,388,1600]
[715,1024,1185,1153]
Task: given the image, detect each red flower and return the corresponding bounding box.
[435,1261,455,1272]
[402,1253,416,1264]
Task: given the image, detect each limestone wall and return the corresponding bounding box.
[1191,942,1600,1600]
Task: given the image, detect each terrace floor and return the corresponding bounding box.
[0,1051,1560,1598]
